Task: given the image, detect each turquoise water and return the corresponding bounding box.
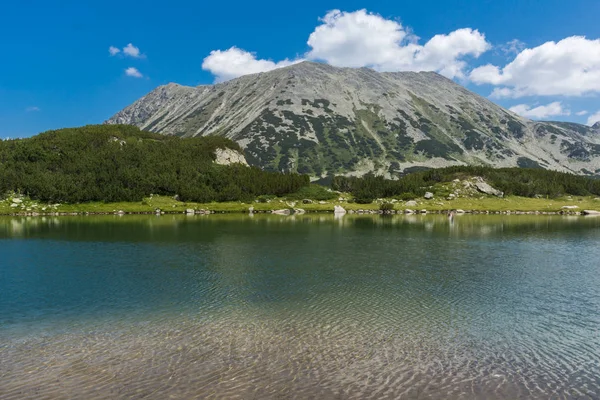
[1,214,599,399]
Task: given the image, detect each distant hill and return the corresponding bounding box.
[0,125,308,203]
[107,61,600,177]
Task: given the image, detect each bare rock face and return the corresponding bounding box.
[106,61,600,178]
[214,148,248,166]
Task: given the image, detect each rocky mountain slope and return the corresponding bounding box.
[106,61,600,178]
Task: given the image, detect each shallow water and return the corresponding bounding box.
[1,214,599,399]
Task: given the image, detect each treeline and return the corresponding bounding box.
[0,125,308,203]
[332,166,600,203]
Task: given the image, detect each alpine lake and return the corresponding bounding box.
[1,214,599,399]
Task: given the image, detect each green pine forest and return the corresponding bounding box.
[0,125,308,203]
[1,124,599,205]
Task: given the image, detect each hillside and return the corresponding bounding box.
[0,125,308,203]
[107,61,600,177]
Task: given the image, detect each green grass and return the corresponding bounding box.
[2,193,599,215]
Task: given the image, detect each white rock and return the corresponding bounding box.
[334,205,346,214]
[473,177,503,197]
[582,210,600,215]
[424,192,434,199]
[214,148,249,166]
[561,205,579,209]
[405,200,418,206]
[272,209,290,215]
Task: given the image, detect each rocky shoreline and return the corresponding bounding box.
[1,207,597,217]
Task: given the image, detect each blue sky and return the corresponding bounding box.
[1,0,600,138]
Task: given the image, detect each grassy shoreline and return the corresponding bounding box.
[2,194,599,216]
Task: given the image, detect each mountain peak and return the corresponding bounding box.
[107,64,600,177]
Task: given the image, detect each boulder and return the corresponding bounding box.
[561,205,579,209]
[405,200,418,207]
[455,209,465,214]
[185,208,195,215]
[473,177,503,197]
[420,209,428,214]
[302,199,313,204]
[248,206,254,213]
[405,209,415,214]
[11,198,22,204]
[582,210,600,215]
[293,208,306,214]
[424,192,434,199]
[334,205,346,214]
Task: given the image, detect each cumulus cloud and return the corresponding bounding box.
[125,67,143,78]
[306,9,490,78]
[588,111,600,126]
[471,36,600,98]
[509,102,570,120]
[108,46,120,56]
[201,9,490,82]
[576,110,589,116]
[202,47,303,82]
[123,43,144,58]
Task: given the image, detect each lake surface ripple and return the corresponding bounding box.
[1,214,599,399]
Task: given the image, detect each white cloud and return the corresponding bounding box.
[202,47,303,82]
[306,9,490,79]
[588,111,600,126]
[125,67,143,78]
[25,106,40,112]
[509,102,570,120]
[576,110,589,116]
[470,36,600,98]
[109,46,120,56]
[201,9,490,82]
[498,39,525,55]
[123,43,143,58]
